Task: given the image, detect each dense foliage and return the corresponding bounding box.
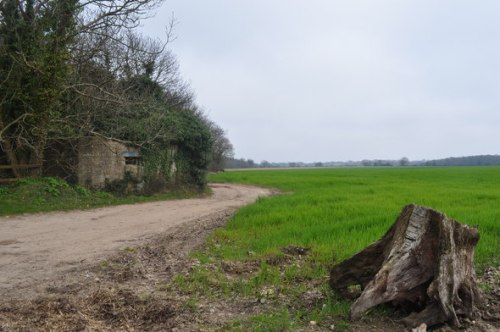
[0,0,233,189]
[0,0,77,176]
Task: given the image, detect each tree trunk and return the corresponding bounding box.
[330,204,481,329]
[0,139,21,178]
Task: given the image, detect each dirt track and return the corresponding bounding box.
[0,183,271,298]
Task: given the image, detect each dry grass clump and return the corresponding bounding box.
[0,288,177,331]
[95,253,145,283]
[0,297,85,331]
[85,288,176,329]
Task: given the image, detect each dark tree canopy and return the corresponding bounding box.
[0,0,232,189]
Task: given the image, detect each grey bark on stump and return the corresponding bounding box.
[330,204,481,328]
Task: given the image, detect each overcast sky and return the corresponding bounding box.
[141,0,500,163]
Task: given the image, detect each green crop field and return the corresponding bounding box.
[172,167,500,330]
[209,167,499,271]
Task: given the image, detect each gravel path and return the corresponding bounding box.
[0,183,271,298]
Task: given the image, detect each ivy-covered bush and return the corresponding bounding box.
[86,71,214,193]
[170,109,212,189]
[138,108,212,191]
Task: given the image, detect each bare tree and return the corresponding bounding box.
[206,121,234,172]
[399,157,410,166]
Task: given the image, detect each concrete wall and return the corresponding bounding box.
[77,137,139,189]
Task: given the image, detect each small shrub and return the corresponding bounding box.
[74,185,91,197]
[44,177,69,197]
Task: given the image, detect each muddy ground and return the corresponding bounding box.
[0,184,498,331]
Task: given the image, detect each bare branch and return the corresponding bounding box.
[0,113,31,141]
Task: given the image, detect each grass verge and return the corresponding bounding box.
[0,177,208,216]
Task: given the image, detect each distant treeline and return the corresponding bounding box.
[224,155,500,169]
[424,155,500,166]
[225,158,258,169]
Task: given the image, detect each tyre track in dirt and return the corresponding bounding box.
[0,183,272,299]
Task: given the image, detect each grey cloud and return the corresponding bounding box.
[141,0,500,162]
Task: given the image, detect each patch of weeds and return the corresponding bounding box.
[173,259,285,301]
[44,177,69,196]
[183,250,357,329]
[322,287,351,317]
[229,277,255,297]
[228,307,293,332]
[283,263,303,283]
[74,185,90,197]
[195,253,212,265]
[182,298,199,313]
[294,286,351,328]
[252,260,281,288]
[249,307,293,331]
[478,282,493,293]
[282,261,319,284]
[335,319,350,330]
[174,267,222,298]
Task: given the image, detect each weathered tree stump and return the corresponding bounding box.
[330,204,481,328]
